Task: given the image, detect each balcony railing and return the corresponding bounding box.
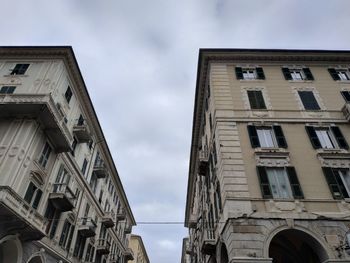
[73,118,91,143]
[124,248,134,261]
[49,183,76,212]
[200,227,216,255]
[0,94,72,152]
[116,208,126,221]
[198,149,209,176]
[78,217,97,237]
[96,238,111,255]
[0,186,46,241]
[93,159,108,179]
[109,253,119,263]
[101,211,115,228]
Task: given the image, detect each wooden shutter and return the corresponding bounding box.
[305,126,321,149]
[331,126,349,149]
[282,67,292,80]
[286,167,304,199]
[328,68,340,80]
[247,90,266,109]
[257,167,272,198]
[341,91,350,103]
[235,67,243,79]
[247,125,260,148]
[322,167,343,199]
[32,189,42,209]
[256,67,265,79]
[273,125,288,148]
[303,68,314,80]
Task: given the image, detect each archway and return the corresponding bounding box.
[28,256,43,263]
[269,229,328,263]
[0,236,22,263]
[220,243,229,263]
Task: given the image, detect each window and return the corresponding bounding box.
[0,86,16,94]
[65,86,73,104]
[235,67,265,80]
[328,68,350,81]
[282,67,314,81]
[257,166,303,199]
[323,167,350,199]
[77,114,85,126]
[90,173,98,193]
[341,91,350,103]
[81,158,88,176]
[298,91,320,110]
[247,125,287,148]
[85,243,95,262]
[38,142,52,168]
[44,202,61,239]
[71,137,77,156]
[305,126,349,150]
[10,64,29,75]
[24,182,43,209]
[73,232,86,259]
[59,220,75,251]
[247,90,266,109]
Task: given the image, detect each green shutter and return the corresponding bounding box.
[305,126,321,149]
[303,68,314,80]
[273,125,288,148]
[322,167,344,199]
[235,67,243,79]
[257,167,272,198]
[328,68,340,80]
[286,167,304,199]
[282,67,292,80]
[330,126,349,150]
[256,67,265,79]
[247,125,260,148]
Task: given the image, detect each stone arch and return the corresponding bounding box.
[27,254,45,263]
[265,226,331,262]
[0,235,23,263]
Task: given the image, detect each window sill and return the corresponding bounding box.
[337,80,350,84]
[288,80,313,83]
[3,74,28,77]
[239,79,264,82]
[255,147,289,154]
[316,148,348,154]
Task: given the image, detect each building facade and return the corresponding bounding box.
[0,46,135,263]
[128,235,149,263]
[184,49,350,263]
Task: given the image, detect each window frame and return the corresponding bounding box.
[305,125,349,150]
[0,86,16,94]
[38,142,52,168]
[23,181,43,209]
[247,90,267,110]
[247,124,288,149]
[10,63,30,75]
[298,90,321,110]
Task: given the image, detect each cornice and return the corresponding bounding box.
[0,46,136,225]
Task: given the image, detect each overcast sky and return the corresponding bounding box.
[1,0,350,262]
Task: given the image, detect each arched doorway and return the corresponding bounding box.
[220,243,229,263]
[0,236,22,263]
[269,229,328,263]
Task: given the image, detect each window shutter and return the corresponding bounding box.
[273,125,288,148]
[298,91,320,110]
[235,67,243,79]
[247,125,260,148]
[247,90,266,109]
[59,220,69,246]
[66,225,74,250]
[32,189,42,209]
[24,182,36,204]
[256,67,265,79]
[328,68,340,80]
[257,167,272,198]
[305,126,321,149]
[322,167,343,199]
[341,91,350,103]
[282,67,292,80]
[330,126,349,150]
[303,68,314,80]
[286,167,304,199]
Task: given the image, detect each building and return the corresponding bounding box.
[181,238,191,263]
[184,49,350,263]
[0,46,135,263]
[128,235,150,263]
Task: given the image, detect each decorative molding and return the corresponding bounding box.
[255,149,290,167]
[317,151,350,168]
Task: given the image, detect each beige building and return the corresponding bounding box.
[0,46,135,263]
[128,235,150,263]
[184,49,350,263]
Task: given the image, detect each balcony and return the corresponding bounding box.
[188,214,197,229]
[0,94,72,152]
[200,228,216,255]
[342,103,350,121]
[0,186,46,241]
[93,159,108,179]
[124,224,132,234]
[198,149,209,176]
[78,217,97,237]
[101,211,115,228]
[124,248,134,261]
[96,238,111,255]
[49,183,76,212]
[73,119,91,143]
[116,208,126,221]
[109,253,118,263]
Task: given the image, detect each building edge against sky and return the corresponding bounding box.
[129,234,150,263]
[0,46,137,263]
[183,49,350,263]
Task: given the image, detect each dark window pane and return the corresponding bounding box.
[247,90,266,109]
[341,91,350,103]
[11,64,29,75]
[298,91,320,110]
[24,182,36,204]
[0,86,16,94]
[65,86,73,104]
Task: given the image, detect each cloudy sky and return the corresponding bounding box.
[1,0,350,262]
